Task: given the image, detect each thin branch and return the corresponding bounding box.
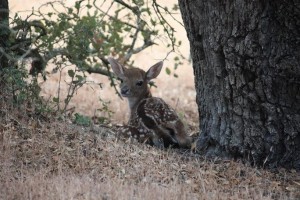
[93,1,138,29]
[94,0,114,24]
[152,0,175,51]
[121,5,143,62]
[162,49,174,62]
[113,0,140,15]
[152,2,184,27]
[0,47,14,61]
[85,66,110,76]
[98,57,123,100]
[131,40,155,54]
[56,65,63,111]
[124,19,140,61]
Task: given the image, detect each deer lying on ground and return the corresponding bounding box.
[108,58,191,148]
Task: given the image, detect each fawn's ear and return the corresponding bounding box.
[146,61,163,81]
[107,57,126,78]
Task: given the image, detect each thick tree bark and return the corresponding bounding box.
[179,0,300,169]
[0,0,9,69]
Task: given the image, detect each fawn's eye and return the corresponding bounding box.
[136,80,143,86]
[118,78,123,83]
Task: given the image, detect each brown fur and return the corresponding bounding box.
[108,58,191,148]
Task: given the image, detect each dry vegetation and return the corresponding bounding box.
[3,1,300,199]
[1,98,299,200]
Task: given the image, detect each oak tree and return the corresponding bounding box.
[179,0,300,169]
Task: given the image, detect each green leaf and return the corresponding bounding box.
[75,74,84,82]
[53,97,59,103]
[75,0,83,11]
[86,4,92,9]
[47,12,53,17]
[67,8,73,14]
[68,69,75,78]
[150,19,156,26]
[172,4,179,11]
[74,113,91,126]
[165,67,171,75]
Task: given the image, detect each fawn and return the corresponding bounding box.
[108,58,191,148]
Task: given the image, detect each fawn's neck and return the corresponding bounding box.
[128,89,152,120]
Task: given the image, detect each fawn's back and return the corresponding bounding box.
[108,58,191,148]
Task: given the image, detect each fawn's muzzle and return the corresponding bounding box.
[121,87,130,96]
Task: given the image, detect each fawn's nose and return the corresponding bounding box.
[121,86,130,95]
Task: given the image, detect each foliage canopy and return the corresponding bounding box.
[1,0,184,116]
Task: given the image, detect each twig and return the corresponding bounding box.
[152,0,176,51]
[113,0,140,15]
[99,57,123,100]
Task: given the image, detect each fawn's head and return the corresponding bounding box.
[108,58,163,101]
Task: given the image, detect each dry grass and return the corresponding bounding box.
[4,1,300,199]
[0,102,299,200]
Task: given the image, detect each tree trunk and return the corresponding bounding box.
[179,0,300,169]
[0,0,9,69]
